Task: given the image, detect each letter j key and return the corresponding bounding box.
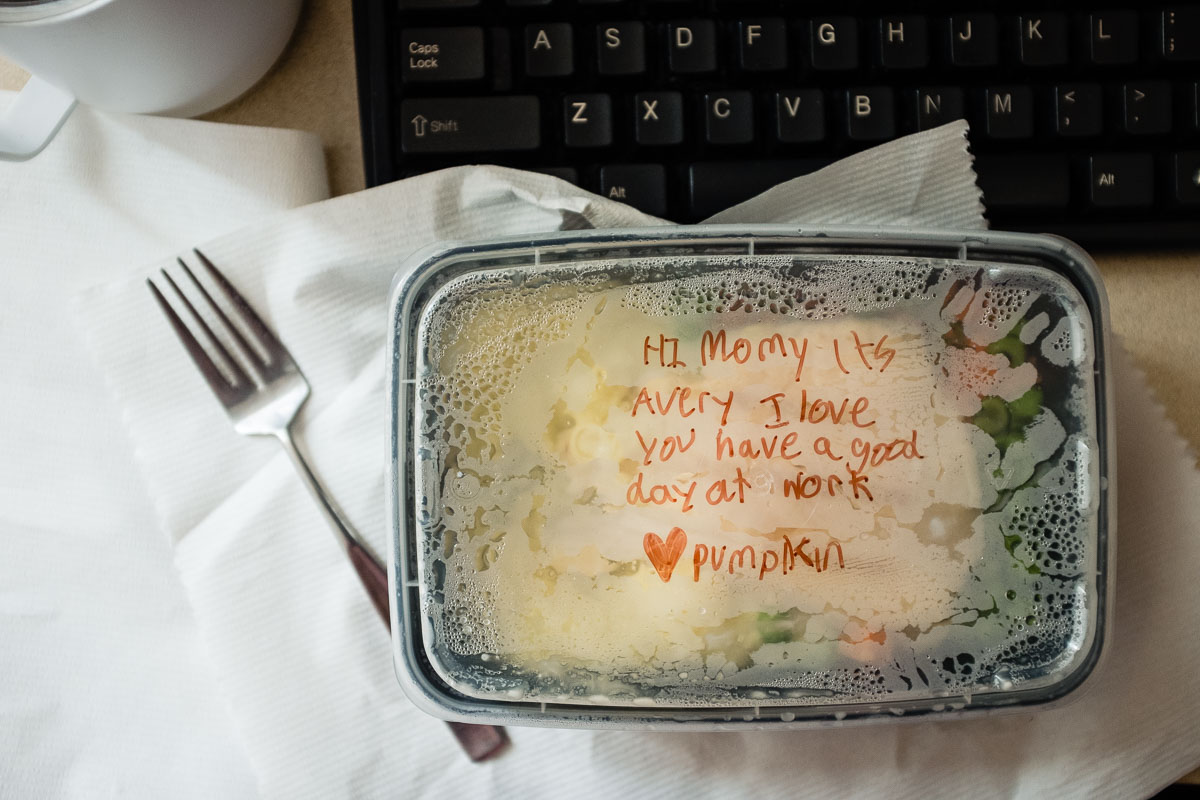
[949,13,998,66]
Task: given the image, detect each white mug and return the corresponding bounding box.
[0,0,303,160]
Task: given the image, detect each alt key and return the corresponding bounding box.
[1089,153,1154,208]
[1176,151,1200,204]
[600,164,668,217]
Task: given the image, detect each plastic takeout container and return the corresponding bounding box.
[386,226,1114,729]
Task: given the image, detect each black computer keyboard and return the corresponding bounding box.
[352,2,1200,244]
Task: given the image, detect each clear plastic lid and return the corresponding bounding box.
[387,227,1113,727]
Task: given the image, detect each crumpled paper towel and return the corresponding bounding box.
[76,121,1200,798]
[0,90,328,798]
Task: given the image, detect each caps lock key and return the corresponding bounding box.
[401,27,485,82]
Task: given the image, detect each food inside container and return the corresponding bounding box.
[386,228,1112,727]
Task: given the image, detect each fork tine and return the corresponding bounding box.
[159,268,253,386]
[192,248,292,367]
[176,256,269,376]
[147,275,248,406]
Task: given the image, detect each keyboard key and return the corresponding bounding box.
[400,0,480,7]
[775,90,825,143]
[914,87,964,131]
[1089,153,1154,207]
[564,94,613,147]
[525,24,573,77]
[635,92,684,145]
[705,91,754,144]
[1123,81,1172,135]
[845,87,894,141]
[878,16,928,69]
[688,159,831,217]
[949,14,998,67]
[669,20,717,73]
[600,164,668,216]
[401,28,486,83]
[1019,14,1068,67]
[737,18,787,71]
[975,154,1069,209]
[1089,12,1138,65]
[1162,8,1200,61]
[534,166,579,184]
[810,17,858,70]
[1055,84,1102,137]
[984,87,1034,139]
[597,22,646,75]
[401,96,541,153]
[1174,152,1200,203]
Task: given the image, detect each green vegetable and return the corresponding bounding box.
[985,320,1027,367]
[973,386,1044,455]
[757,611,799,644]
[973,396,1010,437]
[1007,386,1043,428]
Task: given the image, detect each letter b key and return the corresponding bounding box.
[845,87,894,140]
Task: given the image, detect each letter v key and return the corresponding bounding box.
[776,90,824,143]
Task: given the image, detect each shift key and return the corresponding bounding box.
[401,97,541,153]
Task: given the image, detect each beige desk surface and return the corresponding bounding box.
[3,0,1198,788]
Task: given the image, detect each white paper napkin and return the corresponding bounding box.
[0,91,330,798]
[76,121,1200,798]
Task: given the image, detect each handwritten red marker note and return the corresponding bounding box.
[643,527,688,583]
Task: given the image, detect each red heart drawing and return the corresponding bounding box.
[643,527,687,583]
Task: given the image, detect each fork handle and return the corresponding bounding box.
[345,540,510,763]
[273,430,510,762]
[274,430,383,566]
[345,538,392,622]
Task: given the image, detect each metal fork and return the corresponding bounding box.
[148,249,509,762]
